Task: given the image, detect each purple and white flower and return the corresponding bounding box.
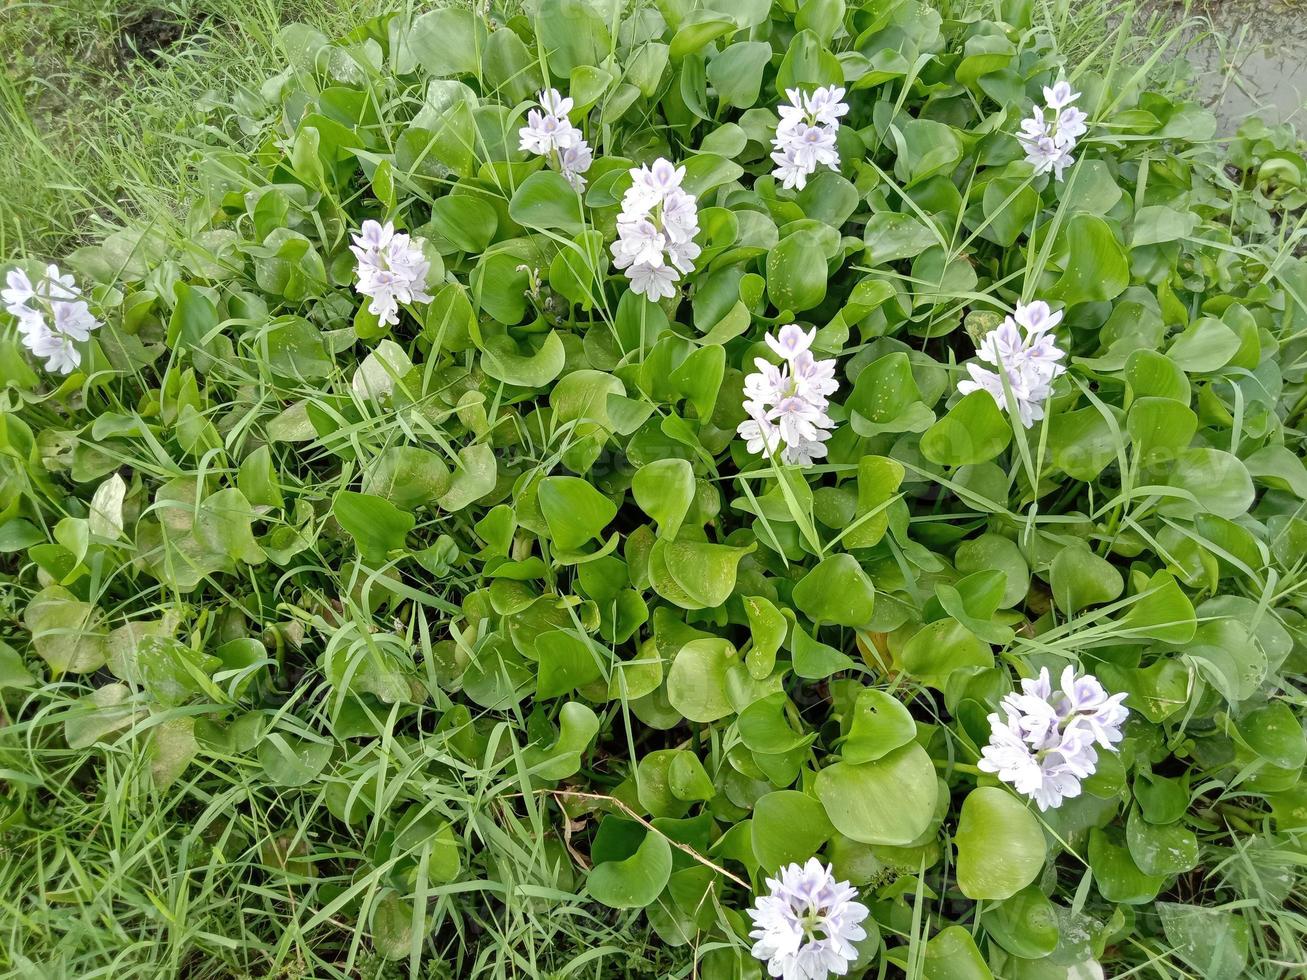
[519,88,594,190]
[350,220,433,326]
[957,299,1067,428]
[611,158,701,301]
[772,86,849,190]
[3,263,101,375]
[738,324,838,467]
[979,665,1129,811]
[748,858,869,980]
[1018,79,1086,181]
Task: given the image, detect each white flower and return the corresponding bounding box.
[958,299,1067,428]
[1018,79,1086,182]
[611,157,699,301]
[739,415,784,457]
[4,262,101,376]
[748,858,869,980]
[519,88,594,190]
[350,220,433,326]
[539,88,573,118]
[979,666,1128,811]
[803,86,849,128]
[738,325,838,467]
[772,86,847,190]
[559,142,593,190]
[625,262,680,301]
[1043,80,1080,110]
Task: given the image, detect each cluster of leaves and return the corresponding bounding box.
[2,0,1306,976]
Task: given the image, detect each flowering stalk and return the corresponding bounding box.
[748,859,869,979]
[738,324,838,467]
[771,86,849,190]
[957,299,1067,428]
[610,158,700,301]
[1017,80,1088,181]
[978,665,1128,811]
[349,220,433,327]
[3,263,101,375]
[518,88,594,190]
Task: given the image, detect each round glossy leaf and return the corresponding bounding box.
[667,638,737,722]
[815,743,938,845]
[841,688,916,764]
[1049,542,1124,614]
[954,787,1046,900]
[792,553,876,627]
[752,791,834,872]
[921,391,1011,466]
[587,830,673,909]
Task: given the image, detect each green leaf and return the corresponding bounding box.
[64,683,138,749]
[793,554,876,627]
[538,476,617,552]
[650,538,752,610]
[815,743,938,845]
[587,829,673,909]
[24,586,110,674]
[841,688,916,764]
[1088,829,1164,904]
[1159,448,1255,520]
[864,212,938,263]
[395,8,487,76]
[536,0,611,76]
[743,595,787,680]
[981,887,1060,959]
[1125,806,1198,876]
[536,630,604,698]
[509,171,585,234]
[480,322,568,388]
[922,926,993,980]
[767,231,828,312]
[752,791,834,871]
[955,787,1046,899]
[333,491,415,563]
[901,619,992,688]
[1047,214,1129,306]
[921,391,1011,466]
[1050,542,1124,614]
[523,701,600,779]
[429,195,498,253]
[258,732,332,787]
[362,447,452,509]
[632,459,695,539]
[707,41,771,108]
[791,623,854,679]
[894,119,963,187]
[667,637,737,723]
[1156,903,1250,980]
[1119,570,1196,644]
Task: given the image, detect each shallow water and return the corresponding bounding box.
[1158,0,1307,131]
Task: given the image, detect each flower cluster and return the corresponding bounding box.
[979,665,1129,811]
[1017,80,1088,181]
[958,299,1067,428]
[350,220,432,326]
[3,264,101,375]
[771,86,849,190]
[611,158,700,301]
[517,88,593,190]
[748,859,869,980]
[738,324,838,467]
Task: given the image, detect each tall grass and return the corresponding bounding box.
[0,0,401,256]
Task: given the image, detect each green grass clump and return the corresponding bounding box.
[2,1,1307,978]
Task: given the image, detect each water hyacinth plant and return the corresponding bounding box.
[1,1,1305,978]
